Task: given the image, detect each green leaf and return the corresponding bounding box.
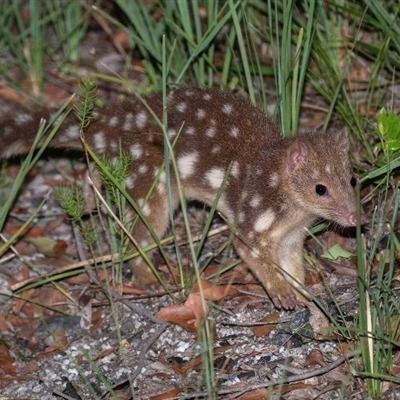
[321,244,354,260]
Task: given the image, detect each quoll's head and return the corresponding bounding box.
[286,129,363,227]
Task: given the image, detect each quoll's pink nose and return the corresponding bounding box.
[348,213,368,226]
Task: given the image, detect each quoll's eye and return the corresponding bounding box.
[315,184,328,196]
[351,177,357,187]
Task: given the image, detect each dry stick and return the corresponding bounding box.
[172,350,359,399]
[52,390,80,400]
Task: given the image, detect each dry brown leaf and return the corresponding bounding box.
[324,365,349,383]
[305,271,322,286]
[89,307,104,333]
[170,351,225,375]
[40,215,66,235]
[26,236,67,257]
[157,278,231,333]
[0,342,16,375]
[306,349,326,367]
[252,312,280,337]
[156,303,197,333]
[44,327,69,353]
[12,289,36,315]
[37,286,70,310]
[94,347,114,361]
[191,277,233,301]
[8,263,31,287]
[235,388,269,399]
[307,302,332,338]
[149,388,183,400]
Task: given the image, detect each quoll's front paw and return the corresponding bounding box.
[269,282,308,310]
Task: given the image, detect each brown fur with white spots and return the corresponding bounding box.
[1,87,362,309]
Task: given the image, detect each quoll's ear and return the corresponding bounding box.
[287,139,310,174]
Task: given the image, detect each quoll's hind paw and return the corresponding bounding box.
[129,260,159,286]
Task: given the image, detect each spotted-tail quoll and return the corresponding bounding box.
[1,87,362,309]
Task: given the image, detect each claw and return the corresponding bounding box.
[272,291,307,310]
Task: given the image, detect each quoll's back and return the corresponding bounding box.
[1,87,359,309]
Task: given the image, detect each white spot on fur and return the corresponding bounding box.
[211,145,221,154]
[222,104,233,114]
[138,164,149,175]
[142,203,151,217]
[130,143,143,159]
[123,113,134,130]
[157,182,165,194]
[125,176,134,189]
[230,126,239,137]
[135,111,147,128]
[231,161,240,178]
[15,113,33,125]
[197,109,206,119]
[178,152,198,179]
[250,247,260,259]
[94,131,106,150]
[206,127,216,137]
[159,171,166,183]
[205,168,225,189]
[65,125,79,139]
[256,167,263,175]
[203,93,212,100]
[4,140,24,157]
[254,209,276,232]
[168,128,176,138]
[250,194,262,208]
[269,172,279,187]
[325,164,331,174]
[236,246,246,259]
[217,195,233,219]
[110,140,118,152]
[238,212,245,223]
[185,90,194,96]
[186,126,195,135]
[176,102,187,112]
[109,116,119,127]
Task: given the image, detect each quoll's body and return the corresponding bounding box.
[2,87,359,309]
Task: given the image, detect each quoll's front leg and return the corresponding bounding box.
[233,235,309,310]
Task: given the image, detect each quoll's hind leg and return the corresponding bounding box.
[126,175,179,285]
